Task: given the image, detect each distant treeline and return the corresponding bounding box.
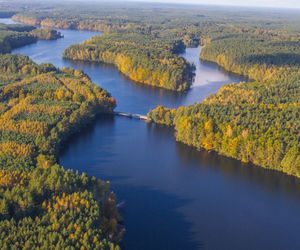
[6,2,300,176]
[0,3,299,247]
[0,23,62,53]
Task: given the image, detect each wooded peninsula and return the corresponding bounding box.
[0,22,62,53]
[64,33,195,91]
[149,28,300,177]
[0,22,121,248]
[0,1,299,249]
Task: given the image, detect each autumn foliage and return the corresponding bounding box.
[0,54,121,249]
[64,33,195,91]
[149,29,300,177]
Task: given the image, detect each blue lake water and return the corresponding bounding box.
[3,18,300,250]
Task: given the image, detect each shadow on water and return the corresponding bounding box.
[175,141,300,199]
[147,121,300,200]
[65,59,189,101]
[60,116,300,250]
[199,59,249,81]
[60,115,201,249]
[116,185,201,250]
[63,59,195,114]
[5,19,300,249]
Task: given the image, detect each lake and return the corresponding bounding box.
[4,18,300,250]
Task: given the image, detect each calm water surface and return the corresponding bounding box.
[11,27,244,113]
[0,18,16,24]
[4,19,300,250]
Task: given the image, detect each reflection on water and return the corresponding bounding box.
[0,18,17,24]
[181,47,244,87]
[3,18,300,250]
[12,29,100,68]
[60,116,300,250]
[11,27,246,113]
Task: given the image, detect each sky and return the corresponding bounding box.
[129,0,300,9]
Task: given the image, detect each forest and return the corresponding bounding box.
[0,1,299,247]
[31,28,62,40]
[0,53,121,248]
[0,22,62,53]
[149,27,300,177]
[7,1,300,93]
[64,33,195,91]
[0,23,36,53]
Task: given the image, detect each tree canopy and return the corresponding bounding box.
[149,27,300,177]
[0,54,121,249]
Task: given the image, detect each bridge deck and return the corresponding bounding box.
[113,112,149,121]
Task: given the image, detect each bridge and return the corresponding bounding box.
[113,111,149,121]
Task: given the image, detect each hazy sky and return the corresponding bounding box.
[130,0,300,9]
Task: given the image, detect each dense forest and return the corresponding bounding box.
[0,22,62,53]
[6,1,300,92]
[0,53,121,248]
[31,28,62,40]
[9,4,204,46]
[0,1,299,247]
[0,23,36,53]
[0,0,299,176]
[200,31,300,81]
[149,27,300,177]
[64,33,195,91]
